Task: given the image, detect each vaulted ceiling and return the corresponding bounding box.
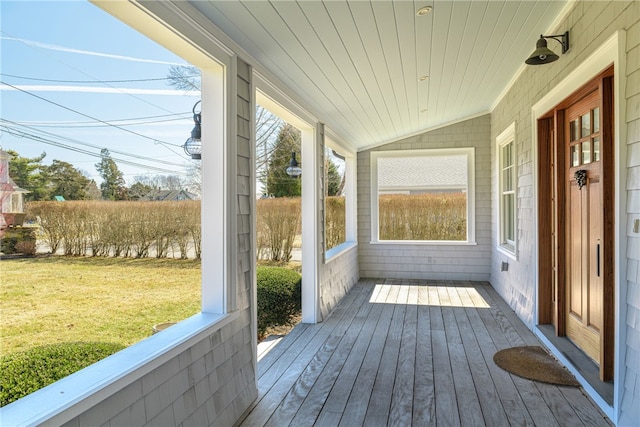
[190,1,569,150]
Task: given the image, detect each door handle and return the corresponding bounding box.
[596,243,600,277]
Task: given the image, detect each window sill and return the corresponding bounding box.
[325,241,357,263]
[369,240,478,246]
[497,244,518,260]
[0,311,236,426]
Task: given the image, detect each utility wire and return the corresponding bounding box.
[1,119,189,165]
[0,73,170,84]
[1,125,188,175]
[1,81,184,147]
[11,111,192,126]
[1,31,192,114]
[12,115,192,128]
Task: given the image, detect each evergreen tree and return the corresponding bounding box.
[6,150,48,201]
[265,124,301,197]
[95,149,125,200]
[43,160,90,200]
[326,157,342,196]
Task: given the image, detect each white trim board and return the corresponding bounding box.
[531,30,627,425]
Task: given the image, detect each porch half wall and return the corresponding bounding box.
[357,114,492,281]
[52,58,259,427]
[490,1,640,424]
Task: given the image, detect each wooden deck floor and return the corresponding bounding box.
[239,280,612,426]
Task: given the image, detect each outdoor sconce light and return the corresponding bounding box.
[525,31,569,65]
[183,100,202,160]
[286,151,302,177]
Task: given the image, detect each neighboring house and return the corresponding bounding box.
[2,1,639,426]
[0,149,29,228]
[140,189,199,201]
[377,155,467,194]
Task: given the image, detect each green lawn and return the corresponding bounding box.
[0,256,201,356]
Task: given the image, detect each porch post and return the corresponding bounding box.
[301,124,321,323]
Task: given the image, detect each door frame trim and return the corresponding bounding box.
[531,30,627,423]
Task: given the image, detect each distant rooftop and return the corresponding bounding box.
[378,155,467,190]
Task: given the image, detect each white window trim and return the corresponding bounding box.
[0,2,238,424]
[324,139,357,263]
[370,148,476,245]
[496,122,518,259]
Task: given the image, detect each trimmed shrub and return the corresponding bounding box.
[26,201,201,259]
[256,198,300,262]
[0,341,125,407]
[325,196,346,250]
[256,266,301,337]
[378,192,467,241]
[0,227,37,255]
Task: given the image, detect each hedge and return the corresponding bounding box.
[0,341,125,407]
[256,266,301,337]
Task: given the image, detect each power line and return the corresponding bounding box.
[0,73,170,84]
[1,125,188,175]
[12,115,192,128]
[10,111,193,126]
[1,81,184,147]
[1,119,190,165]
[1,31,192,114]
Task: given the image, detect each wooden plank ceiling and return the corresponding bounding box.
[190,1,568,150]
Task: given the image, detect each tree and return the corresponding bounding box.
[95,149,125,200]
[166,65,200,91]
[265,124,301,197]
[326,157,342,197]
[43,160,91,200]
[85,180,102,200]
[7,150,48,201]
[255,106,283,187]
[128,182,154,200]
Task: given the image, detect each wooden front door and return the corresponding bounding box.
[565,90,603,364]
[538,66,614,382]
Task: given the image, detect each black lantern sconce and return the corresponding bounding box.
[286,151,302,177]
[183,100,202,160]
[525,31,570,65]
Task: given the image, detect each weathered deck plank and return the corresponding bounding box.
[238,280,611,427]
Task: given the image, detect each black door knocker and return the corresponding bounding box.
[575,169,587,190]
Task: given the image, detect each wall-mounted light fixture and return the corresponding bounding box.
[286,151,302,177]
[525,31,569,65]
[183,100,202,160]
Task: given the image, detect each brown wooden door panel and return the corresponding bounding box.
[538,65,614,381]
[588,178,603,333]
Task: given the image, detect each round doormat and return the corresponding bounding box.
[493,346,580,386]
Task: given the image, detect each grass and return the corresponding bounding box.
[0,256,201,356]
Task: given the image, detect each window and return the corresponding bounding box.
[371,148,475,243]
[497,123,517,256]
[324,147,346,251]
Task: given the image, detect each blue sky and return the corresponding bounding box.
[0,1,201,184]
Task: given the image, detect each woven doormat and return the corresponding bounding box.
[493,346,580,386]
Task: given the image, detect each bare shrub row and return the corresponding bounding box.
[27,196,348,261]
[256,197,300,262]
[27,201,201,259]
[378,193,467,241]
[325,196,345,250]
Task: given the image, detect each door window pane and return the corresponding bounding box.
[582,140,591,164]
[570,119,579,142]
[571,145,580,167]
[581,113,591,138]
[593,137,600,162]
